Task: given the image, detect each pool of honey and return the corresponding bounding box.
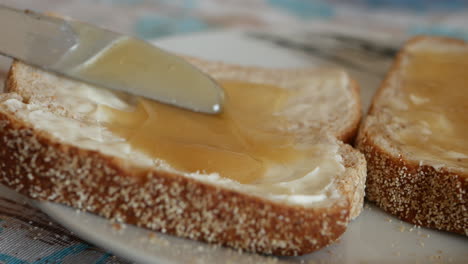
[100,81,306,183]
[395,50,468,167]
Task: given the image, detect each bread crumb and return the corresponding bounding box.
[399,225,406,232]
[418,240,425,248]
[112,222,125,231]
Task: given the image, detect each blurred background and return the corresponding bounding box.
[1,0,467,41]
[2,0,467,106]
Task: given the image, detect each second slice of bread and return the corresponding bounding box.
[357,37,467,235]
[0,56,365,255]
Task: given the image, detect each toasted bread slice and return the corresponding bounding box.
[356,37,467,235]
[0,57,365,256]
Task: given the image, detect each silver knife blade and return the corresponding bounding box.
[0,5,224,114]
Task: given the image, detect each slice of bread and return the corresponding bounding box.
[357,36,467,235]
[0,57,365,256]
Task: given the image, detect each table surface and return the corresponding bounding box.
[1,1,468,263]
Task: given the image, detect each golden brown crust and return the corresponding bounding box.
[5,62,17,94]
[0,57,366,255]
[357,131,467,235]
[356,36,468,235]
[0,109,363,255]
[340,79,361,143]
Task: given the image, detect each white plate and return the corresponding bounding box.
[36,30,467,264]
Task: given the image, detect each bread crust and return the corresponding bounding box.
[0,108,365,255]
[0,57,366,255]
[357,131,467,235]
[356,36,468,235]
[340,79,361,143]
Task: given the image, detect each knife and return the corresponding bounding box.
[0,5,224,114]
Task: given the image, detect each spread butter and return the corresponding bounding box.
[391,49,468,168]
